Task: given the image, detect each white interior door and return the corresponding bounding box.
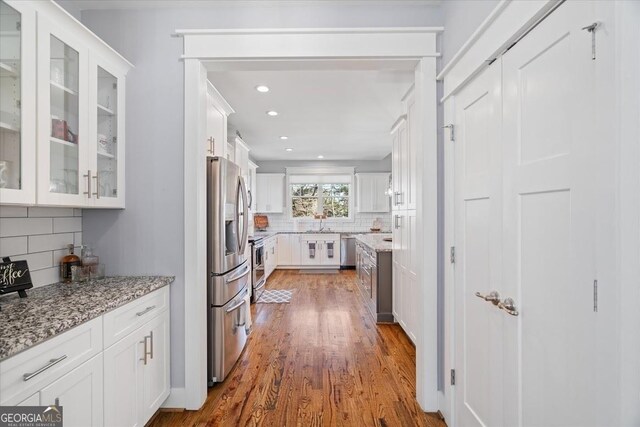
[501,2,597,426]
[453,62,503,427]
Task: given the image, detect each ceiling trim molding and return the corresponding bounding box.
[176,26,444,36]
[178,27,439,60]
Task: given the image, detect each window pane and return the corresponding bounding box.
[292,197,318,218]
[291,184,318,196]
[323,197,349,218]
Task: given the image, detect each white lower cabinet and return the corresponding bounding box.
[392,210,417,343]
[40,354,104,427]
[0,287,170,427]
[104,310,169,427]
[264,236,278,279]
[103,328,141,427]
[300,234,340,267]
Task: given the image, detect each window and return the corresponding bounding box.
[290,183,350,218]
[287,169,354,219]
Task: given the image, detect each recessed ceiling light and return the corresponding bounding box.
[285,148,293,152]
[255,85,269,93]
[266,110,278,116]
[280,136,288,140]
[317,155,324,159]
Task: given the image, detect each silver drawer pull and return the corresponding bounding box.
[226,298,247,314]
[226,266,250,284]
[136,305,156,317]
[23,355,67,381]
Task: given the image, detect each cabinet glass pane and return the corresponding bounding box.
[0,1,21,190]
[96,67,117,198]
[49,35,79,194]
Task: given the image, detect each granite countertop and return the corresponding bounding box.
[251,230,391,238]
[355,233,393,252]
[0,276,174,361]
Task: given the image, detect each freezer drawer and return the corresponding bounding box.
[208,261,250,307]
[208,285,250,385]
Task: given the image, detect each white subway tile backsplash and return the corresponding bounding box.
[0,218,53,237]
[13,251,54,271]
[29,267,60,289]
[53,217,82,233]
[28,233,75,253]
[0,236,28,257]
[0,206,84,289]
[28,207,75,217]
[0,206,28,218]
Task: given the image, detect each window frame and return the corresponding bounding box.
[286,167,355,222]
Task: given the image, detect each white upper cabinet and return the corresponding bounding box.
[356,173,390,213]
[89,53,127,207]
[391,116,408,210]
[0,0,36,205]
[206,82,234,159]
[256,173,285,213]
[391,87,417,212]
[0,0,131,208]
[405,91,417,210]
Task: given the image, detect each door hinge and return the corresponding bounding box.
[443,124,455,142]
[450,246,456,264]
[593,279,598,312]
[113,82,117,90]
[450,369,456,386]
[582,22,600,60]
[16,21,21,31]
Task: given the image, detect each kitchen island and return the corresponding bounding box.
[355,234,393,323]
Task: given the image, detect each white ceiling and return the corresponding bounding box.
[207,62,415,161]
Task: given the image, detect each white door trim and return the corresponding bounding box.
[179,28,441,411]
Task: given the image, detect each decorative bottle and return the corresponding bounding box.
[60,244,81,283]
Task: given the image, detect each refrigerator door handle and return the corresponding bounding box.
[237,176,249,256]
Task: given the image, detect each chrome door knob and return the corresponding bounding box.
[498,297,519,316]
[475,291,501,305]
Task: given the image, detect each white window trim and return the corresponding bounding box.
[286,170,356,222]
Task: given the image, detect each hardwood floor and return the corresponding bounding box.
[150,270,446,427]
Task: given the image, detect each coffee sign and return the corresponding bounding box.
[0,257,33,297]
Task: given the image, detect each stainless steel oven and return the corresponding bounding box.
[251,240,266,302]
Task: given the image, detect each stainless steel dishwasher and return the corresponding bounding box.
[340,234,356,269]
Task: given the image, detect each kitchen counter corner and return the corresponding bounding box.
[0,276,174,361]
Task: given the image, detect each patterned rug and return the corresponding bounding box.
[256,289,293,304]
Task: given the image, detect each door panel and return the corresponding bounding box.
[502,2,596,426]
[454,62,502,427]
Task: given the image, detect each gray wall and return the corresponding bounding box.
[74,3,442,391]
[256,155,391,174]
[440,0,500,65]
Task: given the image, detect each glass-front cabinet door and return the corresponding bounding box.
[36,16,89,206]
[0,0,35,204]
[90,56,125,207]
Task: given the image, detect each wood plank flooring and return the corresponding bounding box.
[150,270,446,427]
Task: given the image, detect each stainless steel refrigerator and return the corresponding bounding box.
[207,156,251,386]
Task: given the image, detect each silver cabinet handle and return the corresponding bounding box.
[83,170,92,198]
[394,215,401,229]
[226,297,247,313]
[149,331,154,360]
[136,305,156,317]
[475,291,500,305]
[140,335,150,365]
[226,265,250,283]
[92,173,100,199]
[498,297,519,316]
[23,355,67,381]
[208,136,215,154]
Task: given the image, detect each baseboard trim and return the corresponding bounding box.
[161,387,186,409]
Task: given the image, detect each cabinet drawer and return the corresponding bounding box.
[103,287,169,348]
[0,317,103,406]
